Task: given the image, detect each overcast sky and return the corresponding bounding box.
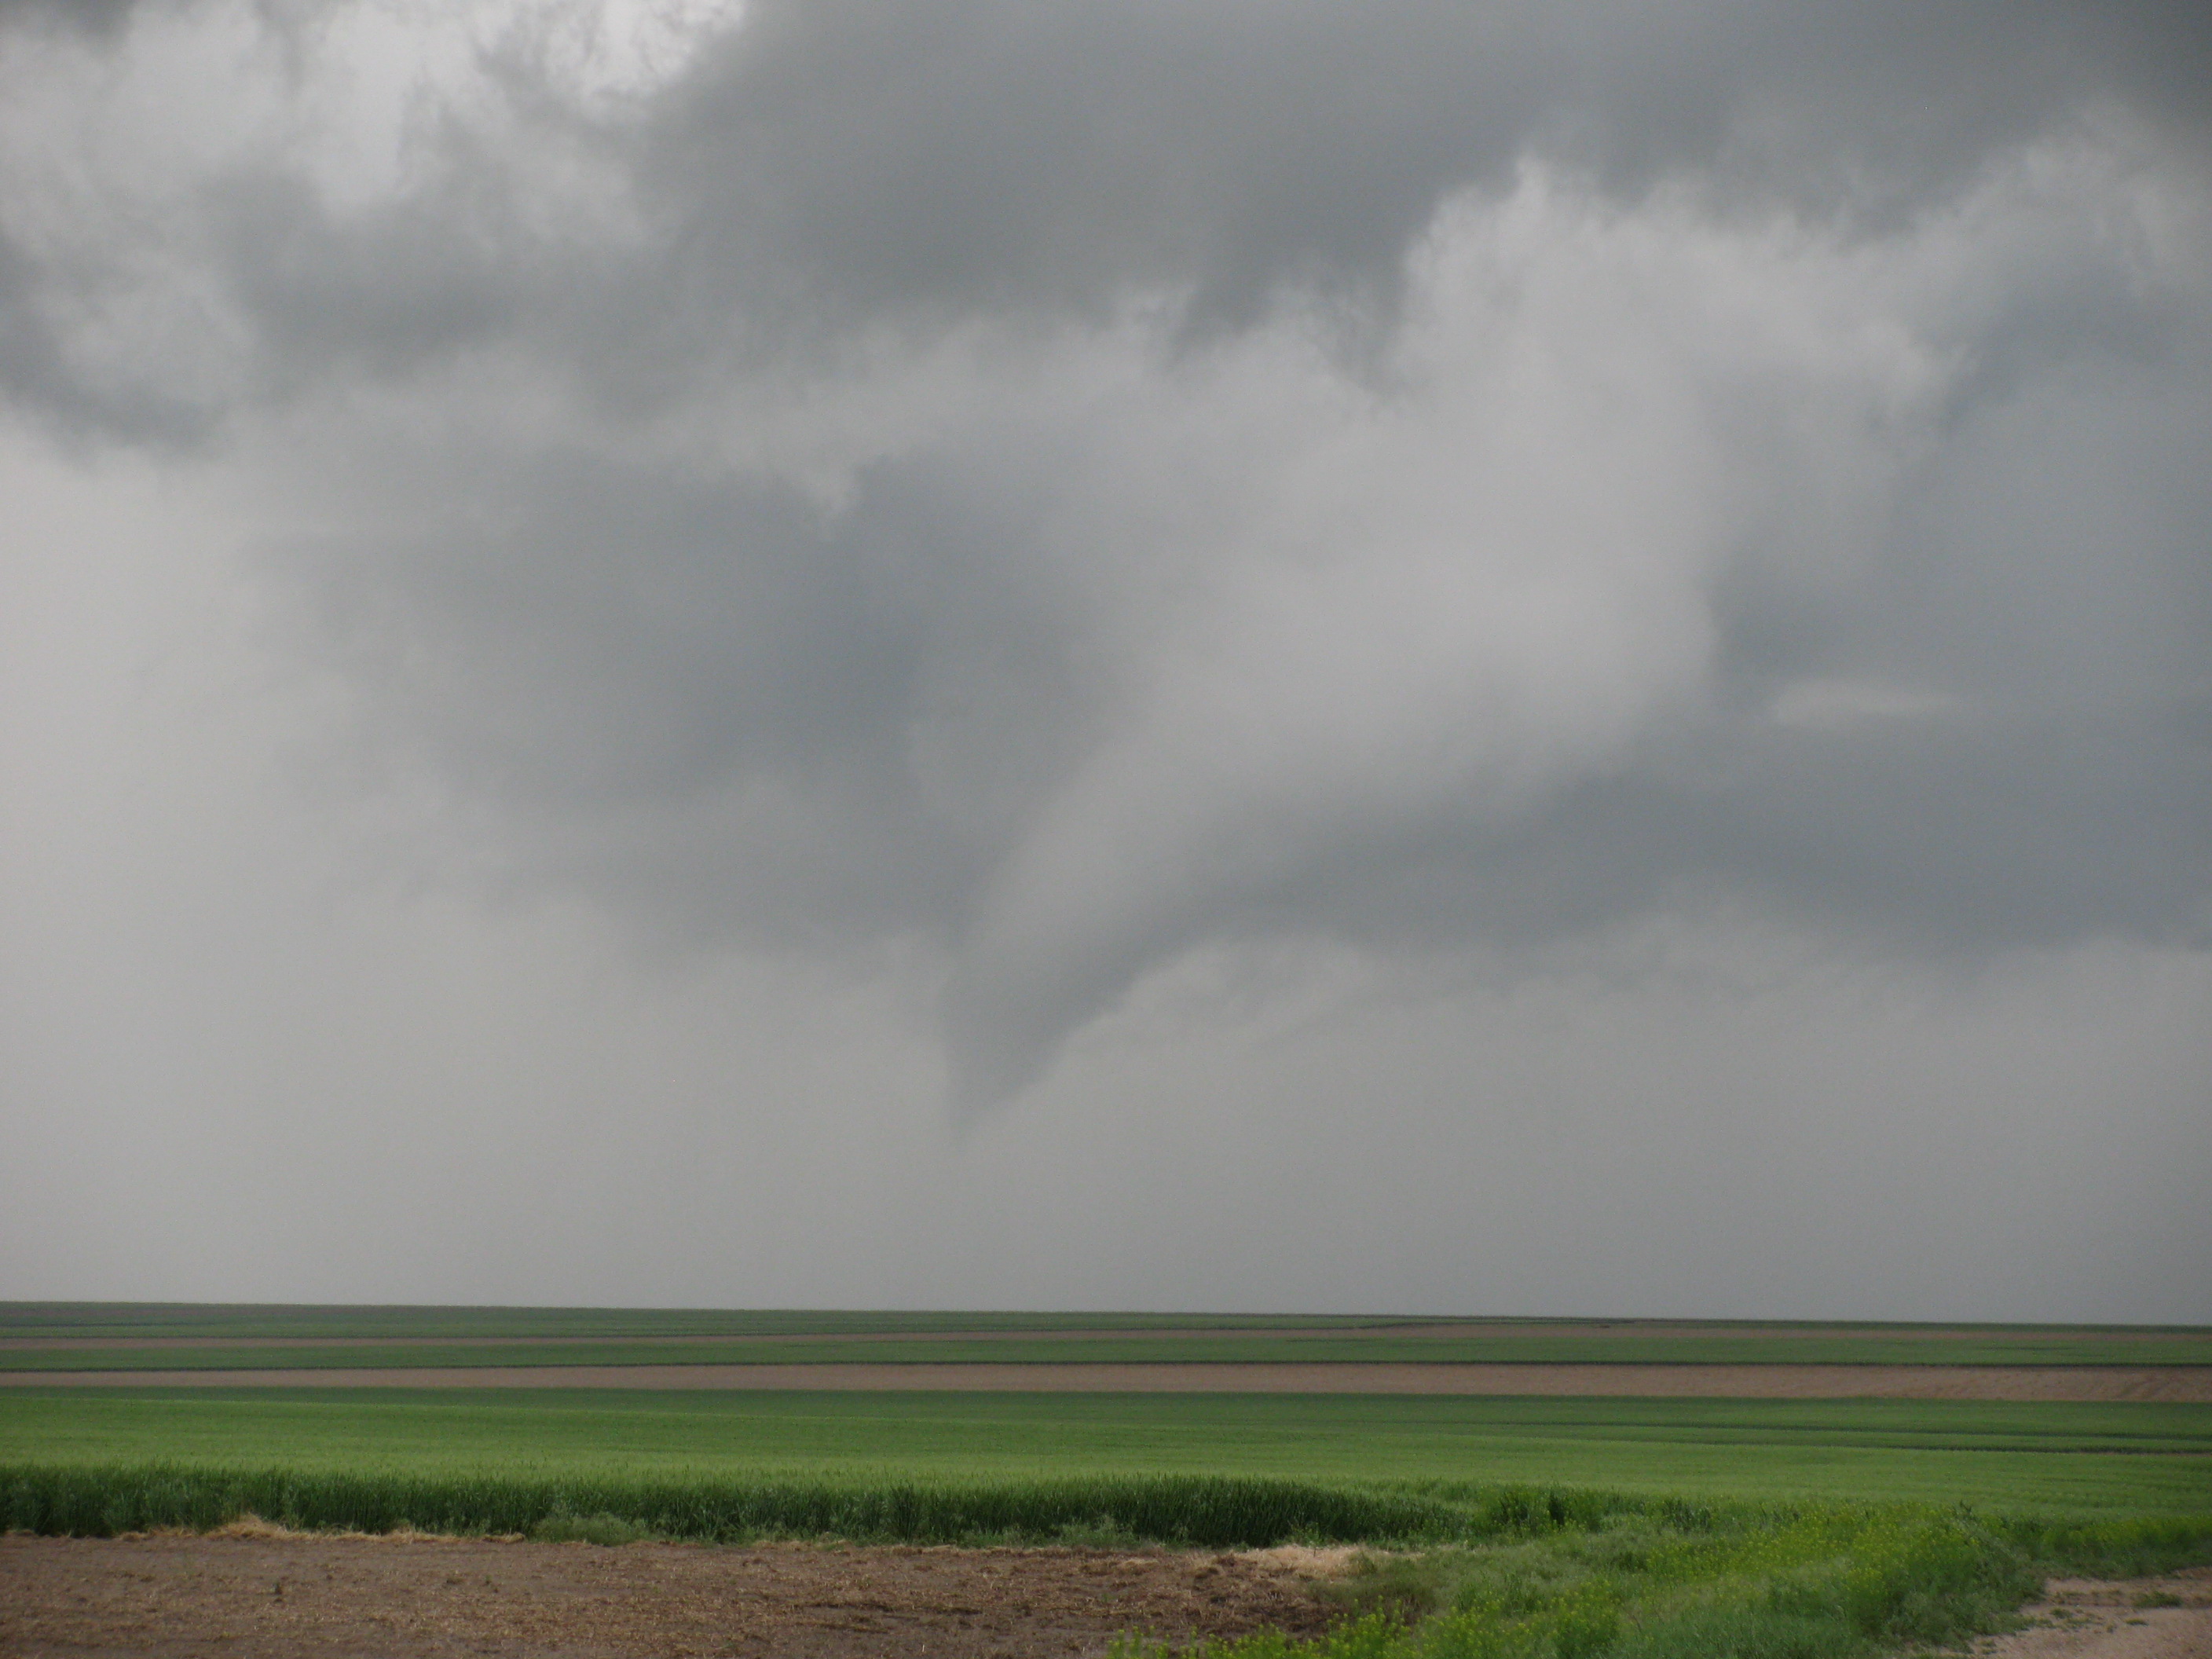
[2,0,2207,1320]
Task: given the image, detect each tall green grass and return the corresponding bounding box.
[9,1460,2207,1560]
[0,1464,1558,1546]
[1128,1504,2212,1659]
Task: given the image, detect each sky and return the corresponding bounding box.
[1,0,2207,1321]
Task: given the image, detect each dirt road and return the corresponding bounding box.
[4,1362,2207,1400]
[1967,1568,2212,1658]
[0,1533,1335,1659]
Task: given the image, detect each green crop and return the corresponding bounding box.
[6,1388,2210,1514]
[6,1380,2207,1659]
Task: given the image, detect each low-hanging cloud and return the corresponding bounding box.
[2,0,2207,1106]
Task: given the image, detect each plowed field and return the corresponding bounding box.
[0,1534,1337,1659]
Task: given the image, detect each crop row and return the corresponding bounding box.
[2,1465,1560,1547]
[9,1463,2209,1566]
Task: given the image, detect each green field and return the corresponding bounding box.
[9,1325,2212,1659]
[5,1384,2210,1659]
[5,1304,2207,1370]
[15,1335,2212,1370]
[5,1387,2209,1518]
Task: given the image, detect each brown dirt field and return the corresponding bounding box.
[8,1541,2208,1659]
[0,1533,1337,1659]
[2,1362,2207,1400]
[1966,1567,2212,1658]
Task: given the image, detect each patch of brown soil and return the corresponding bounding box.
[5,1363,2209,1400]
[0,1534,1336,1659]
[1966,1568,2212,1658]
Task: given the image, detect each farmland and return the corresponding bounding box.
[5,1386,2212,1519]
[5,1304,2210,1372]
[5,1309,2210,1657]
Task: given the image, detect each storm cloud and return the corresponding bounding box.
[5,0,2209,1098]
[1,0,2207,1311]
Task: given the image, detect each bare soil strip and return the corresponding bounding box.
[0,1533,1337,1659]
[1965,1566,2212,1658]
[3,1363,2208,1400]
[5,1540,2207,1659]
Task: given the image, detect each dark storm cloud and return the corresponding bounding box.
[207,174,525,390]
[0,223,214,445]
[3,0,2207,1102]
[0,0,135,36]
[639,0,2209,330]
[280,449,993,940]
[11,0,2207,415]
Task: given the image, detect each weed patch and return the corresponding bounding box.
[529,1509,658,1545]
[1126,1505,2211,1659]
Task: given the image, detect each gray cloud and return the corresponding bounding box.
[11,0,2208,421]
[639,0,2207,323]
[2,0,2207,1110]
[0,0,134,37]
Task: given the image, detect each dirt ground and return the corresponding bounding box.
[7,1540,2208,1659]
[0,1533,1342,1659]
[4,1363,2207,1400]
[1967,1567,2212,1658]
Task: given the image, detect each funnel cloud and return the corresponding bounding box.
[1,0,2207,1315]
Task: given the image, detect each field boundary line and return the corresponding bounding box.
[5,1361,2210,1401]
